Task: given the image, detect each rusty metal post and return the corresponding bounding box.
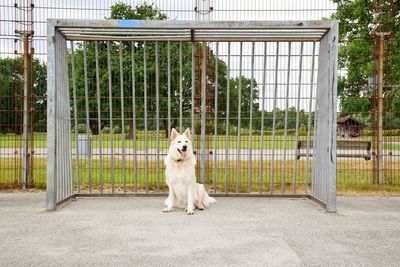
[22,34,30,189]
[29,47,35,187]
[375,32,390,185]
[377,35,384,185]
[200,42,207,184]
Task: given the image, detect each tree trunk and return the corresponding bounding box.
[127,118,135,139]
[163,118,168,138]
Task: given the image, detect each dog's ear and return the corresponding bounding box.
[183,128,191,140]
[170,128,179,141]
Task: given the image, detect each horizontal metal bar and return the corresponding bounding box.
[54,19,334,42]
[65,35,322,42]
[60,29,326,36]
[195,33,324,37]
[55,194,75,206]
[66,35,192,41]
[55,193,313,210]
[63,32,323,38]
[308,195,328,210]
[49,19,336,30]
[61,30,191,36]
[74,193,310,198]
[59,28,191,33]
[59,27,327,33]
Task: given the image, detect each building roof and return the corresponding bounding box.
[337,117,366,126]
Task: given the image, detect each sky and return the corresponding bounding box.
[0,0,338,111]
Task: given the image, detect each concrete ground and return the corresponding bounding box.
[1,193,399,266]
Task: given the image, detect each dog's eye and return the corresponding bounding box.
[177,141,181,143]
[185,141,188,143]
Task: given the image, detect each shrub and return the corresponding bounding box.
[102,126,111,134]
[124,125,130,133]
[113,125,121,134]
[73,123,91,134]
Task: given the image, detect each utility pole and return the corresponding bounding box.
[374,31,390,186]
[194,0,213,184]
[15,0,34,189]
[194,0,213,20]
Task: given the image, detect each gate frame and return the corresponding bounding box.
[46,19,338,212]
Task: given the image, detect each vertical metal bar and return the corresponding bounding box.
[236,42,243,193]
[95,41,104,193]
[259,42,267,193]
[281,42,291,194]
[213,42,219,193]
[60,35,72,200]
[293,42,304,194]
[66,40,73,198]
[155,41,160,193]
[377,35,384,185]
[107,41,115,194]
[63,39,68,199]
[305,42,316,195]
[200,42,207,184]
[56,49,62,201]
[270,42,279,194]
[144,41,149,193]
[167,41,171,140]
[179,41,183,132]
[83,42,92,193]
[119,42,126,193]
[313,22,338,212]
[60,50,64,199]
[70,41,80,193]
[248,42,255,193]
[22,34,29,189]
[47,30,57,209]
[131,41,137,193]
[191,42,195,139]
[28,46,34,189]
[313,95,319,198]
[225,42,231,193]
[60,50,65,199]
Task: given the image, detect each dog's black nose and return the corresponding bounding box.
[182,145,187,151]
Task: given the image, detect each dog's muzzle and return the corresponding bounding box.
[177,145,188,159]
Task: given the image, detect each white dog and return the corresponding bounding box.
[163,128,216,215]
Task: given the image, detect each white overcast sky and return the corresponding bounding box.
[1,0,338,111]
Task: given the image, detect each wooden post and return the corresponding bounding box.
[375,32,390,185]
[22,33,30,189]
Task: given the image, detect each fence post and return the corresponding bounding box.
[22,33,31,190]
[312,21,338,212]
[46,22,56,210]
[375,32,390,185]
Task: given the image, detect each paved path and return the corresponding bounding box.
[1,193,399,266]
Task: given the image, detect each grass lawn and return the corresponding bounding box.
[1,132,400,150]
[1,157,399,193]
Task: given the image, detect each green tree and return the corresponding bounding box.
[0,57,47,134]
[72,2,260,137]
[331,0,400,129]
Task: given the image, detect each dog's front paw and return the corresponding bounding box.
[186,209,194,215]
[163,207,172,213]
[197,203,205,210]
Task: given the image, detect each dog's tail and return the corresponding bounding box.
[208,196,217,204]
[164,198,171,207]
[205,195,217,205]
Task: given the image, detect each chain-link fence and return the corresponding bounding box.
[0,0,399,191]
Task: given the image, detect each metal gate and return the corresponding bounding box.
[46,19,338,212]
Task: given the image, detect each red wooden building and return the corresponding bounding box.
[337,117,366,137]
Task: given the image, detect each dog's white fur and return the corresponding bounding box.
[163,128,216,215]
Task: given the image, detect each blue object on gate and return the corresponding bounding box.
[118,20,143,27]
